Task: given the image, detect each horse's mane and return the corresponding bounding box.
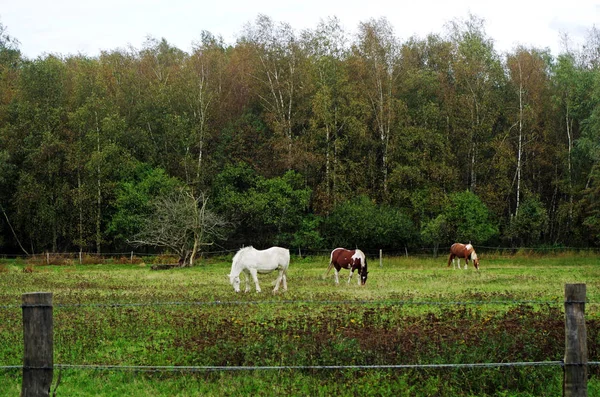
[237,246,254,254]
[231,246,254,269]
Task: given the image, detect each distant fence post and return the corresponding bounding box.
[22,292,53,397]
[379,250,382,268]
[564,283,587,397]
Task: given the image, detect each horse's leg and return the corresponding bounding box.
[243,270,251,293]
[249,269,261,293]
[273,269,283,293]
[347,268,353,284]
[334,269,340,284]
[281,270,288,291]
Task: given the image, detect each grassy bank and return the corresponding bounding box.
[1,253,599,396]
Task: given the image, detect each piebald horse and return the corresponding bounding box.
[229,246,290,293]
[325,248,368,285]
[447,243,480,270]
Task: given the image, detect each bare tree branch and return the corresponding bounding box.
[128,189,227,266]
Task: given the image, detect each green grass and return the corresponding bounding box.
[1,253,599,396]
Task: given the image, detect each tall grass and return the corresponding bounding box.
[1,254,599,396]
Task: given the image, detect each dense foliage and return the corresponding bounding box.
[1,14,600,255]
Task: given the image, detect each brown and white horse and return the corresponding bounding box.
[325,248,368,285]
[447,243,480,270]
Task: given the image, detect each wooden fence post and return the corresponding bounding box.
[564,283,587,397]
[379,249,382,268]
[22,292,53,397]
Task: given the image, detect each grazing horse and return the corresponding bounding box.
[229,246,290,293]
[447,243,480,270]
[325,248,368,285]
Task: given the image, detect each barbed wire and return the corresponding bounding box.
[1,361,600,373]
[0,298,583,311]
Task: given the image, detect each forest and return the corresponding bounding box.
[0,13,599,258]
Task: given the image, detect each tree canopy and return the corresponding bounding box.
[1,15,600,256]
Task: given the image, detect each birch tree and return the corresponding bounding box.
[446,14,503,192]
[302,17,351,210]
[507,47,551,216]
[184,31,227,188]
[352,17,400,196]
[239,15,302,169]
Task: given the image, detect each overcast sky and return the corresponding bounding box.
[1,0,599,59]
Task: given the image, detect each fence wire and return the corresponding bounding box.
[2,361,600,373]
[0,298,584,310]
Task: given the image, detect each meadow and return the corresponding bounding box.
[1,252,599,396]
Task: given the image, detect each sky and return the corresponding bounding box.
[1,0,599,59]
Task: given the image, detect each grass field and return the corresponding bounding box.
[1,252,599,396]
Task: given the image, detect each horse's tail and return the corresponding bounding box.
[281,248,291,273]
[324,250,335,279]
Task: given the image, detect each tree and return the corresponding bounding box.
[505,196,548,246]
[506,47,552,217]
[185,31,228,189]
[302,17,354,212]
[389,34,457,217]
[323,195,415,251]
[11,56,71,252]
[444,191,498,244]
[421,214,450,256]
[212,163,311,247]
[351,17,400,198]
[107,164,182,247]
[239,15,304,170]
[0,22,23,252]
[129,189,227,266]
[445,14,504,192]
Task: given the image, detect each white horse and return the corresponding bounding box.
[229,246,290,293]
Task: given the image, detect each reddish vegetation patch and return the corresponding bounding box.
[169,304,598,369]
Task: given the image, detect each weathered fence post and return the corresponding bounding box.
[379,249,382,268]
[22,292,53,397]
[564,283,587,397]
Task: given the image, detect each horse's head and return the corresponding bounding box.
[229,274,241,292]
[358,259,368,285]
[352,251,368,285]
[472,251,480,270]
[360,266,369,285]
